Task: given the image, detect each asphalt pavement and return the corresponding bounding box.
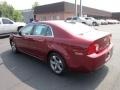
[0,24,120,90]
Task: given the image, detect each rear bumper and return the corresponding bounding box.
[67,44,113,72]
[84,43,113,72]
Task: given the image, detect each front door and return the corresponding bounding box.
[28,24,53,60]
[14,24,34,53]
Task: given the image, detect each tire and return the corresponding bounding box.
[82,22,86,25]
[48,53,66,75]
[17,26,23,32]
[11,41,18,53]
[92,22,97,26]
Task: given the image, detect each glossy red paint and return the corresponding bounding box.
[9,21,113,72]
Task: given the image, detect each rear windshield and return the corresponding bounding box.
[54,21,95,35]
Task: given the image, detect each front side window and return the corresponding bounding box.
[21,25,34,35]
[73,17,77,20]
[33,24,53,36]
[2,19,13,24]
[66,17,72,20]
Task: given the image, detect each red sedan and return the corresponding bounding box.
[9,21,113,74]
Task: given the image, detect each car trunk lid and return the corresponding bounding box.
[77,30,111,54]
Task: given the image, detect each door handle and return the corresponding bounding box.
[29,38,42,41]
[38,39,44,42]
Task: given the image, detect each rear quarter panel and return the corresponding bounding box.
[46,23,93,67]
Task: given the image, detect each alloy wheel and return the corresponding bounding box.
[11,42,17,53]
[49,55,64,74]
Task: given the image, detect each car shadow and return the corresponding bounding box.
[1,49,109,90]
[0,36,9,39]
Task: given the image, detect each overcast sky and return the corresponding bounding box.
[0,0,120,12]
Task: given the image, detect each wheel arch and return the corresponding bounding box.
[47,50,64,61]
[46,50,68,68]
[82,22,86,24]
[17,26,23,32]
[10,37,14,46]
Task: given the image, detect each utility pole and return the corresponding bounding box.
[80,0,82,17]
[75,0,77,16]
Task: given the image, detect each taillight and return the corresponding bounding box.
[87,43,99,55]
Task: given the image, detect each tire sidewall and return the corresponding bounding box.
[93,22,96,26]
[48,53,66,75]
[11,41,18,53]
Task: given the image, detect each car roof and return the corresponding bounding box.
[30,20,74,25]
[41,20,80,25]
[39,20,95,35]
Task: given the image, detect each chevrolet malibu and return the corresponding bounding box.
[9,20,113,75]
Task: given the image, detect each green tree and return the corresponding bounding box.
[0,1,22,21]
[13,10,22,22]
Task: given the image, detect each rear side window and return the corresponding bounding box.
[2,19,13,24]
[46,27,52,36]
